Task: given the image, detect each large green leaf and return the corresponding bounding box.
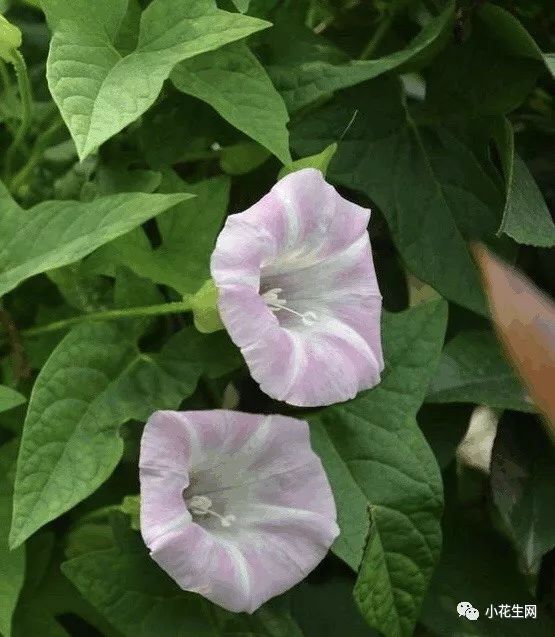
[62,515,303,637]
[264,1,455,112]
[491,415,555,573]
[310,300,447,637]
[0,441,25,637]
[43,0,270,159]
[293,77,503,314]
[426,4,543,119]
[9,323,240,548]
[426,330,533,412]
[0,181,188,299]
[88,174,230,295]
[494,119,555,247]
[0,386,26,414]
[11,530,119,637]
[172,42,291,164]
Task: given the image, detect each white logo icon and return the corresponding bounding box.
[458,602,480,621]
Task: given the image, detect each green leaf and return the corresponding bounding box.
[426,330,533,412]
[11,530,119,637]
[293,77,503,314]
[88,174,230,296]
[11,533,70,637]
[0,441,25,637]
[43,0,270,160]
[41,0,128,36]
[278,143,337,179]
[477,3,543,60]
[491,415,555,573]
[0,14,21,63]
[62,515,303,637]
[545,53,555,77]
[494,118,555,247]
[232,0,250,12]
[10,322,240,548]
[47,262,112,313]
[137,92,236,168]
[64,521,115,561]
[0,181,188,299]
[219,141,271,175]
[92,166,162,198]
[0,386,26,414]
[426,4,543,119]
[310,300,447,637]
[265,1,455,112]
[171,42,291,164]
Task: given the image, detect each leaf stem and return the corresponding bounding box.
[17,299,194,338]
[4,50,33,180]
[9,116,65,194]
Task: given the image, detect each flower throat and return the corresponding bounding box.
[261,288,317,326]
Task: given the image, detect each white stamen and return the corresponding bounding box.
[186,495,236,527]
[261,288,317,326]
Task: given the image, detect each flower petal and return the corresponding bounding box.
[212,168,383,406]
[139,410,339,613]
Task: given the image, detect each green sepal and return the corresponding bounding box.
[192,279,225,334]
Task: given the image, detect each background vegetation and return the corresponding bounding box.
[1,1,554,636]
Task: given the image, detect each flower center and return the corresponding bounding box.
[261,288,317,326]
[186,495,236,527]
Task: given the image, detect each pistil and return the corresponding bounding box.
[186,495,236,527]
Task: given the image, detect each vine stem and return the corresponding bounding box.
[360,14,394,60]
[4,50,33,180]
[359,0,418,61]
[14,299,195,339]
[0,61,17,136]
[9,116,64,194]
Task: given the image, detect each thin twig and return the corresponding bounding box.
[9,116,64,194]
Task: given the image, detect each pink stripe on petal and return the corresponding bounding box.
[139,466,190,547]
[150,524,253,612]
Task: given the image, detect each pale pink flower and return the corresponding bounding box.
[211,168,383,407]
[139,409,339,613]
